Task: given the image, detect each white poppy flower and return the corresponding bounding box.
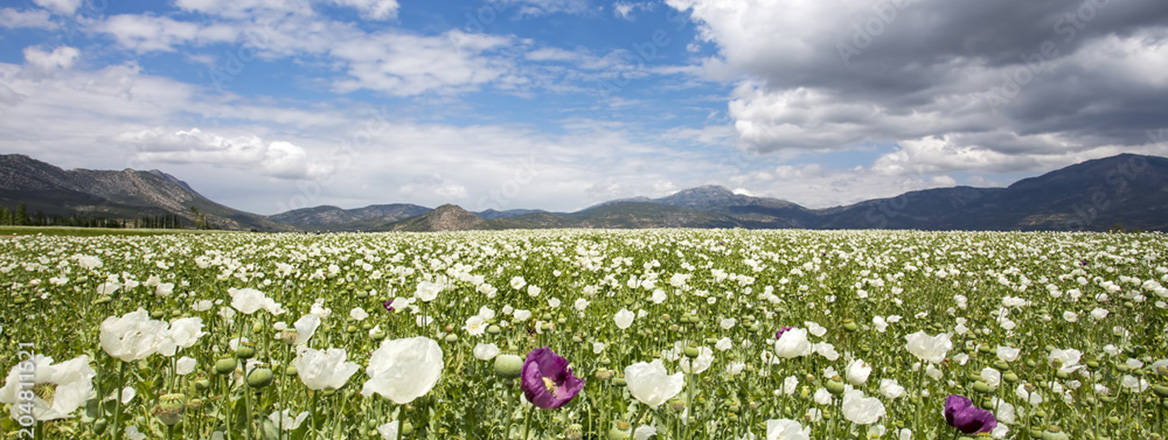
[350,307,369,321]
[879,378,905,399]
[293,347,359,391]
[268,409,310,431]
[841,387,886,425]
[0,355,95,421]
[614,308,635,330]
[846,359,871,386]
[473,343,500,361]
[624,360,684,408]
[100,309,170,362]
[293,314,321,346]
[176,356,197,376]
[904,331,951,364]
[996,346,1020,363]
[774,328,811,359]
[362,337,444,404]
[377,421,400,440]
[761,417,808,438]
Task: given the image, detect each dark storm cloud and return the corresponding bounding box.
[668,0,1168,172]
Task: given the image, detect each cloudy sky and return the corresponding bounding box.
[2,0,1167,214]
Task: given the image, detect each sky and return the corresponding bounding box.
[1,0,1167,215]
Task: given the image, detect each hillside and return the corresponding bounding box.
[0,154,292,231]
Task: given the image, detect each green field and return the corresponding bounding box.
[0,229,1165,439]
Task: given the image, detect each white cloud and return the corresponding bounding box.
[1,8,57,29]
[23,46,80,71]
[613,2,653,20]
[118,128,331,180]
[173,0,314,19]
[330,30,516,95]
[96,15,238,53]
[32,0,80,15]
[491,0,592,17]
[331,0,399,20]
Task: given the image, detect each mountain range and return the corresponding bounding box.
[2,153,1166,232]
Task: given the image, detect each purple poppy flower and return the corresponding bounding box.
[382,300,394,312]
[774,326,793,340]
[520,347,584,409]
[944,395,997,434]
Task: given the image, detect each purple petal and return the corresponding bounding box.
[944,394,997,434]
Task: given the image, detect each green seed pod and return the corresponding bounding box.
[400,421,414,436]
[213,358,237,375]
[444,333,458,343]
[247,368,274,388]
[826,380,846,395]
[94,297,112,305]
[194,379,210,391]
[346,325,358,333]
[613,377,626,386]
[284,365,298,377]
[843,321,858,332]
[370,330,386,341]
[186,398,203,410]
[153,393,187,426]
[251,322,264,334]
[1152,384,1168,398]
[668,398,686,412]
[684,345,700,358]
[150,310,165,320]
[494,354,523,379]
[235,346,256,360]
[487,325,501,335]
[973,381,993,394]
[1003,372,1019,383]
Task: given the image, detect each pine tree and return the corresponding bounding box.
[14,203,28,226]
[0,205,10,225]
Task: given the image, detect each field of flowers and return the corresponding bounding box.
[0,229,1166,440]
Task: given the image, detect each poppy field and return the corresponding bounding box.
[0,229,1166,440]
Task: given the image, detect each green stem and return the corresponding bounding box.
[112,362,126,440]
[522,404,532,440]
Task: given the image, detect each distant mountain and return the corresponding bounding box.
[475,208,550,220]
[6,152,1166,232]
[388,204,488,232]
[270,203,430,231]
[819,153,1168,231]
[0,154,291,231]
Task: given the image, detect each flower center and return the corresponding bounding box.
[542,376,558,394]
[33,383,55,402]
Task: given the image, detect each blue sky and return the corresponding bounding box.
[2,0,1166,214]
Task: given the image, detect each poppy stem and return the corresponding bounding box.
[112,362,125,440]
[522,404,532,440]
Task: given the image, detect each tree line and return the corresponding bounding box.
[0,202,196,229]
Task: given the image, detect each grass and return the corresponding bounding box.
[0,225,230,237]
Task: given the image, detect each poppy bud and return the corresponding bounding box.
[152,393,187,426]
[236,346,256,359]
[826,380,846,395]
[213,358,237,375]
[494,354,523,379]
[247,368,274,388]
